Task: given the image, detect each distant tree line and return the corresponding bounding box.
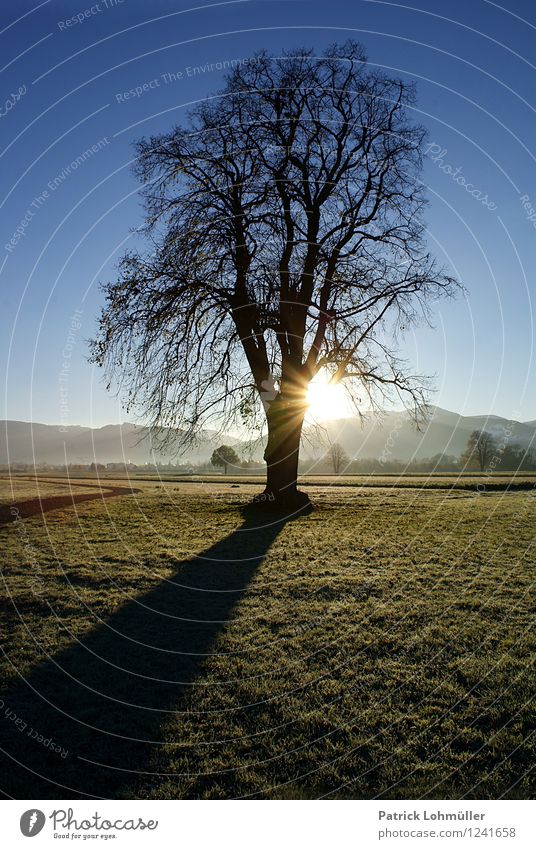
[460,429,536,472]
[299,449,460,475]
[3,430,534,476]
[299,430,536,475]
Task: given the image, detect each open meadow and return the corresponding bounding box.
[0,475,534,799]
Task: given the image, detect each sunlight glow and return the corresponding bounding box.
[306,374,354,422]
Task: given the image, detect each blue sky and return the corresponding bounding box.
[1,0,535,427]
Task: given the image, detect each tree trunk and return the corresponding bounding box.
[257,396,311,510]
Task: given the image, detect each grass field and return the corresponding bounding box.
[0,475,534,799]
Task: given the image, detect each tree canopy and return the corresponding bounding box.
[211,444,240,474]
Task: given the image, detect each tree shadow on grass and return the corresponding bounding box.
[0,509,291,799]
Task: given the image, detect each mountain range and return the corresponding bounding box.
[303,407,536,461]
[0,421,223,466]
[1,408,535,466]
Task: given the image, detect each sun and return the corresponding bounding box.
[306,374,353,422]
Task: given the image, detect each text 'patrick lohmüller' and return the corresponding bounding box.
[379,810,486,821]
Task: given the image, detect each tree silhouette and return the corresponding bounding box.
[211,444,240,475]
[461,430,496,472]
[328,441,349,474]
[90,42,458,508]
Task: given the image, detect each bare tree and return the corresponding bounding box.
[90,42,458,509]
[328,442,349,475]
[461,430,496,472]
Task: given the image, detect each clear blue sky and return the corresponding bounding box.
[1,0,535,427]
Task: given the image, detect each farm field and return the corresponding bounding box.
[0,475,534,799]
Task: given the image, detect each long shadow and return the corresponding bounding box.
[0,510,288,799]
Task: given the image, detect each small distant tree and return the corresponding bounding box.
[460,430,496,472]
[211,444,240,475]
[328,441,349,474]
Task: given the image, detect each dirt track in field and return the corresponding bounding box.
[0,477,140,526]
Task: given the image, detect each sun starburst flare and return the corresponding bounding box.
[306,375,353,422]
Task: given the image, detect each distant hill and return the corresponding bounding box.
[0,421,239,466]
[302,407,536,461]
[1,408,535,466]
